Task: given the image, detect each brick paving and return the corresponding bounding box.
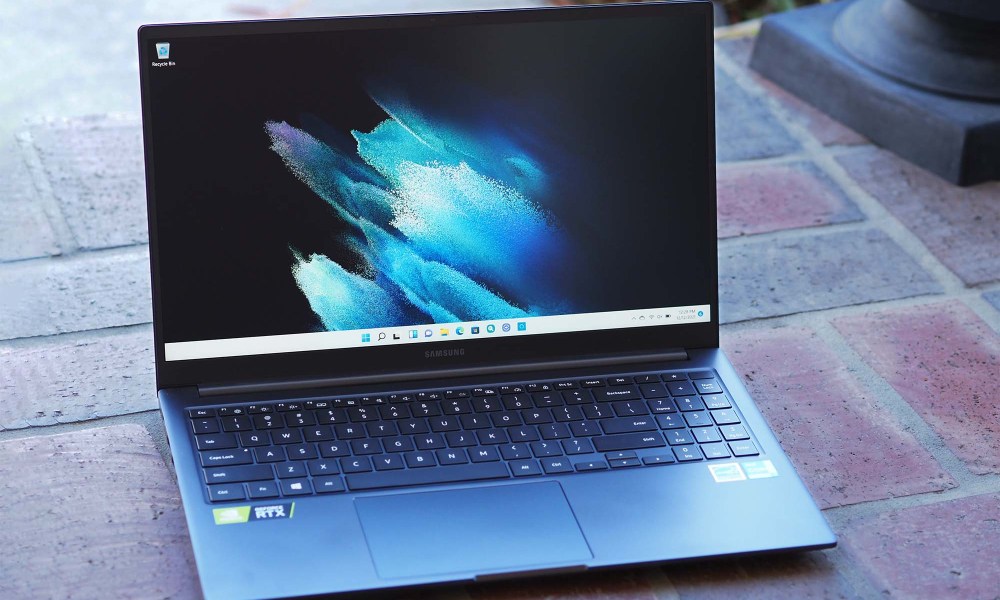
[2,5,999,599]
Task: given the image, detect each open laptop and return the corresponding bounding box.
[138,2,835,598]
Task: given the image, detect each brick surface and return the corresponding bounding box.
[0,326,155,430]
[834,302,1000,475]
[27,115,147,250]
[842,493,1000,599]
[717,37,866,147]
[838,147,1000,286]
[0,144,59,261]
[719,228,940,323]
[0,247,151,340]
[722,326,955,508]
[0,425,199,599]
[470,568,660,600]
[716,66,800,162]
[665,552,856,599]
[717,160,862,238]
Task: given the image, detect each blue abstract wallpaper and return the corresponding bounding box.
[265,83,578,331]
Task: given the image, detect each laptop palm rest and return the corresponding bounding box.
[355,482,592,579]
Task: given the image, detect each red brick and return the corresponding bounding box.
[0,425,199,599]
[717,161,861,238]
[722,326,955,508]
[834,302,1000,474]
[717,37,866,146]
[838,147,1000,286]
[469,569,658,600]
[665,552,857,599]
[842,493,1000,598]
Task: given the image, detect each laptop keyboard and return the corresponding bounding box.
[189,369,760,502]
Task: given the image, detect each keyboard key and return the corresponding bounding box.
[729,440,759,457]
[554,406,586,422]
[562,390,592,405]
[444,389,470,399]
[656,413,686,429]
[436,449,469,465]
[673,446,702,461]
[688,370,715,380]
[276,462,307,478]
[609,458,642,468]
[593,432,666,452]
[351,439,383,455]
[666,429,695,445]
[286,443,318,460]
[200,448,253,467]
[648,398,678,414]
[639,383,669,398]
[500,443,532,460]
[204,464,273,484]
[667,381,696,396]
[601,417,657,434]
[593,386,641,402]
[346,462,512,491]
[570,421,602,436]
[695,379,723,395]
[415,434,446,450]
[541,457,574,474]
[189,408,216,418]
[539,423,571,439]
[252,414,283,429]
[477,429,509,445]
[195,433,237,450]
[662,372,687,382]
[307,459,339,476]
[605,451,637,460]
[217,406,247,416]
[612,401,650,417]
[279,478,312,496]
[405,451,437,468]
[703,394,732,410]
[318,442,351,458]
[341,457,373,473]
[522,409,554,424]
[634,375,659,384]
[247,481,279,499]
[553,381,577,390]
[303,426,334,442]
[254,446,285,462]
[508,426,540,442]
[348,407,376,423]
[272,429,303,444]
[711,409,741,425]
[430,416,461,432]
[318,408,349,424]
[502,394,533,410]
[675,396,707,412]
[445,431,478,447]
[378,405,408,420]
[579,379,605,387]
[472,397,502,412]
[525,383,551,393]
[720,424,750,441]
[607,376,632,386]
[574,460,609,472]
[459,414,491,429]
[469,446,501,462]
[530,440,563,457]
[313,476,346,494]
[562,438,595,455]
[240,432,271,447]
[491,411,522,427]
[366,422,399,437]
[510,459,543,477]
[642,453,676,466]
[383,436,415,452]
[472,387,497,396]
[411,402,441,418]
[442,399,472,414]
[582,404,613,420]
[693,427,723,444]
[208,483,245,502]
[191,418,219,435]
[701,443,732,459]
[498,385,524,395]
[221,416,253,432]
[398,419,429,435]
[683,411,713,427]
[373,454,405,470]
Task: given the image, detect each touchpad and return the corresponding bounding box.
[355,482,592,579]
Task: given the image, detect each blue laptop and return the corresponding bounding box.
[138,2,835,598]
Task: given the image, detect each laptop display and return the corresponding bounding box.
[143,12,714,363]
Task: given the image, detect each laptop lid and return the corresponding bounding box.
[139,1,717,391]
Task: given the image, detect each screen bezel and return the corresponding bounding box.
[139,1,718,389]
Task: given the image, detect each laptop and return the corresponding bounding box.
[138,2,835,598]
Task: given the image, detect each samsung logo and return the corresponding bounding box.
[425,348,466,359]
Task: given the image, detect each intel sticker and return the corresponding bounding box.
[742,460,779,479]
[708,462,747,483]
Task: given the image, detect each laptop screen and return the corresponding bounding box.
[142,6,715,366]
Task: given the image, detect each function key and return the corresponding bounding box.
[417,391,443,401]
[472,387,498,396]
[634,375,659,384]
[388,394,414,403]
[607,376,632,386]
[360,395,386,405]
[662,372,688,382]
[217,406,246,417]
[526,383,552,393]
[695,379,723,395]
[498,385,524,394]
[275,403,302,412]
[579,379,605,388]
[445,390,470,399]
[688,370,715,380]
[246,404,272,414]
[553,381,577,390]
[188,408,215,418]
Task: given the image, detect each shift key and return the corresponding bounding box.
[593,432,665,452]
[200,448,253,467]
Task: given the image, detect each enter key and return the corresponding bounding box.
[601,417,658,434]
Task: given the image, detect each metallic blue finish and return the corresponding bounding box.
[160,348,835,599]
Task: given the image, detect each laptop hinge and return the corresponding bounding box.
[198,349,689,397]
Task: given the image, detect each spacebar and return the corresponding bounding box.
[346,463,511,491]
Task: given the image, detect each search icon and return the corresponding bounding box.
[377,332,386,341]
